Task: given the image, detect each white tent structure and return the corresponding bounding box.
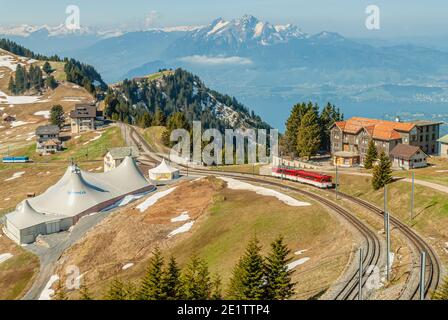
[4,156,153,244]
[148,159,180,181]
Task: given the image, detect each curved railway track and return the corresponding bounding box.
[126,123,440,299]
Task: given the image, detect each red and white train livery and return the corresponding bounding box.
[272,167,333,189]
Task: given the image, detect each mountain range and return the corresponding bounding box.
[3,14,448,130]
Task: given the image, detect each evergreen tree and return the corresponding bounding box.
[8,75,16,94]
[78,284,93,300]
[106,278,129,300]
[364,140,378,169]
[152,107,165,126]
[296,108,321,160]
[265,236,295,300]
[161,256,182,300]
[372,151,393,190]
[433,276,448,300]
[138,247,165,300]
[54,279,68,300]
[180,255,212,300]
[210,274,223,300]
[43,61,53,74]
[50,105,65,127]
[319,102,343,152]
[228,237,266,300]
[46,75,58,90]
[15,64,26,93]
[284,103,309,156]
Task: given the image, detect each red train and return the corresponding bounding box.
[272,167,333,189]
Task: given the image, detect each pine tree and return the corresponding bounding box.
[433,276,448,300]
[8,75,16,94]
[152,107,165,126]
[106,278,128,300]
[138,247,165,300]
[364,140,378,169]
[50,105,65,127]
[161,256,181,300]
[54,279,68,300]
[265,236,295,300]
[43,61,53,74]
[296,108,321,160]
[228,237,266,300]
[372,151,393,190]
[210,274,223,300]
[319,102,343,152]
[78,284,93,300]
[180,255,212,300]
[46,75,58,90]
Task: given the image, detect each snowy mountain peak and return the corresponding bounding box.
[199,15,307,46]
[0,24,92,37]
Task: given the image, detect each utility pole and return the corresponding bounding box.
[386,211,391,281]
[383,184,388,230]
[410,172,415,221]
[280,153,284,181]
[335,165,339,199]
[419,252,426,300]
[358,247,363,300]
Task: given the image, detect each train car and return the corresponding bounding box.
[2,156,30,163]
[272,167,333,189]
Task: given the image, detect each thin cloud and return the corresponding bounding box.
[179,55,253,66]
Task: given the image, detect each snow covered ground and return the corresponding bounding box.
[287,257,310,270]
[33,110,50,118]
[219,177,311,207]
[38,274,59,300]
[0,253,13,264]
[122,263,134,270]
[171,211,190,222]
[4,171,25,181]
[10,120,35,128]
[0,54,24,71]
[0,89,43,104]
[168,221,195,238]
[137,187,177,212]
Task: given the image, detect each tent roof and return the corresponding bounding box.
[149,159,179,174]
[6,200,64,229]
[7,157,150,229]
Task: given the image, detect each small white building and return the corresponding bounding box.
[148,159,180,181]
[390,144,427,170]
[104,146,139,172]
[438,134,448,158]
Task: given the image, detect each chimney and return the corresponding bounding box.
[395,116,401,123]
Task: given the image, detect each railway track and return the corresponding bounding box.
[126,124,385,300]
[126,123,440,299]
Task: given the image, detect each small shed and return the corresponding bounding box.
[333,151,360,167]
[148,159,180,181]
[104,146,139,172]
[390,144,427,170]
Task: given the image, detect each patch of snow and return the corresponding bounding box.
[294,249,308,255]
[137,187,177,212]
[171,211,190,222]
[0,253,13,264]
[10,120,35,128]
[287,257,310,270]
[74,135,81,139]
[38,274,59,300]
[26,134,36,141]
[435,170,448,173]
[219,177,311,207]
[190,177,204,183]
[207,20,230,36]
[122,263,134,270]
[168,221,195,238]
[4,171,25,181]
[0,54,24,71]
[0,89,43,104]
[33,110,50,119]
[4,198,11,201]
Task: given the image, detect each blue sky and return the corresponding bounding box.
[2,0,447,37]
